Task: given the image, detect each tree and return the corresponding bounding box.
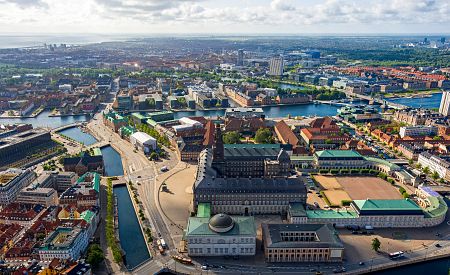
[254,128,273,144]
[408,159,414,165]
[423,166,430,175]
[371,238,381,252]
[149,152,159,160]
[223,131,241,144]
[432,171,440,180]
[86,244,104,268]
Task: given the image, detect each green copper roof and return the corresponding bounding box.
[76,172,100,193]
[197,203,211,218]
[186,216,256,236]
[307,210,358,219]
[92,148,102,156]
[315,150,363,159]
[80,210,95,223]
[424,196,448,219]
[353,199,421,211]
[365,157,401,170]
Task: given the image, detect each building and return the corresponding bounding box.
[38,226,89,261]
[439,91,450,116]
[16,187,58,207]
[130,132,157,154]
[102,111,127,132]
[418,152,450,181]
[0,128,54,167]
[393,108,441,126]
[0,168,36,205]
[237,49,244,66]
[262,223,344,263]
[193,126,306,215]
[268,56,284,76]
[224,107,265,119]
[313,150,367,168]
[63,152,104,176]
[274,120,300,149]
[399,125,437,138]
[185,212,256,257]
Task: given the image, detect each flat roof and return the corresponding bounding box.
[197,203,211,218]
[315,150,363,159]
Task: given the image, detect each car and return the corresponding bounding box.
[137,176,141,178]
[352,231,358,235]
[359,262,365,265]
[201,265,208,270]
[435,244,442,248]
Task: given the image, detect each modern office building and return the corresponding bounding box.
[0,128,54,167]
[268,56,284,76]
[130,132,157,154]
[262,223,344,263]
[0,168,36,205]
[224,107,265,119]
[193,126,307,215]
[16,187,58,207]
[237,49,244,66]
[439,91,450,116]
[185,213,256,257]
[399,125,437,138]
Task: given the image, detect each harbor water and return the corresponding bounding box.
[101,146,124,177]
[57,127,98,146]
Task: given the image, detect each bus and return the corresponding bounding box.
[389,251,404,260]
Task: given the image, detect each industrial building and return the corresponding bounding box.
[130,132,157,154]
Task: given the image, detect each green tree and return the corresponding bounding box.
[223,131,241,144]
[371,238,381,252]
[254,128,273,144]
[408,159,414,165]
[149,152,159,160]
[432,171,440,180]
[423,166,430,175]
[86,244,104,268]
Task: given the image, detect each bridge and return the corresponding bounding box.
[344,91,409,110]
[50,122,85,133]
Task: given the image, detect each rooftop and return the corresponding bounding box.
[315,150,364,159]
[186,216,255,236]
[353,199,421,212]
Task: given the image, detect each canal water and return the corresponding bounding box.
[114,185,151,269]
[173,103,339,119]
[58,127,98,146]
[373,257,450,275]
[101,146,124,177]
[0,110,90,128]
[385,92,442,109]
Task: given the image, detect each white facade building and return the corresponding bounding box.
[130,132,157,154]
[268,56,284,76]
[399,125,437,138]
[39,226,89,261]
[0,168,36,205]
[439,91,450,116]
[418,152,450,181]
[185,214,256,257]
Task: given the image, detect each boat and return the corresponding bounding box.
[172,255,194,265]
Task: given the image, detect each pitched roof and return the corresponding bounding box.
[353,199,421,211]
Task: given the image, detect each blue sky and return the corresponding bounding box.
[0,0,448,34]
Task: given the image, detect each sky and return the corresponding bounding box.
[0,0,449,34]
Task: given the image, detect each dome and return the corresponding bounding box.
[209,213,234,233]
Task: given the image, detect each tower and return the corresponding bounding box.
[212,124,225,175]
[439,91,450,117]
[237,49,244,66]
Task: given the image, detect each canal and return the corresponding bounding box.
[58,127,98,146]
[373,257,450,275]
[114,185,151,269]
[101,146,124,177]
[0,110,90,128]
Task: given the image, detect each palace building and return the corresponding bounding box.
[193,125,306,215]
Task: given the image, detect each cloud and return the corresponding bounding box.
[0,0,448,33]
[0,0,48,8]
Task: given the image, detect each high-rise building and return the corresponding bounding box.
[439,91,450,116]
[237,49,244,66]
[268,56,284,76]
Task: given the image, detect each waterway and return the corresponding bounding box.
[101,146,124,177]
[173,103,339,119]
[114,185,150,269]
[373,257,450,275]
[0,110,90,128]
[385,92,442,109]
[58,127,97,146]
